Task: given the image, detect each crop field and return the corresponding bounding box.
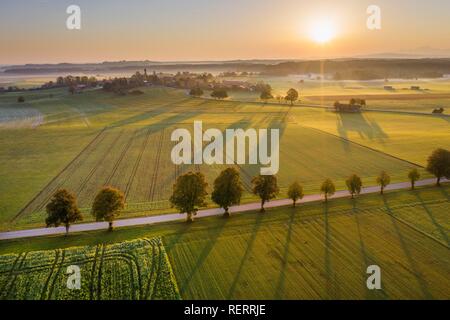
[0,185,448,300]
[0,237,180,300]
[2,85,449,230]
[292,107,450,166]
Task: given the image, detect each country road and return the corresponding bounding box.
[0,178,447,241]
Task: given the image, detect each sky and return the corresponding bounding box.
[1,0,450,64]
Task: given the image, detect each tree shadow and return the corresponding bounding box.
[336,112,388,144]
[178,216,229,296]
[352,200,387,300]
[382,196,433,299]
[323,202,334,299]
[413,191,449,246]
[274,208,295,299]
[226,213,264,299]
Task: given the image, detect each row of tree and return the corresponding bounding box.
[189,86,300,106]
[45,148,449,233]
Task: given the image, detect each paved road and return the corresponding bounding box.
[0,178,447,241]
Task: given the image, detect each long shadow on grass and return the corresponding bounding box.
[323,202,334,299]
[336,112,388,144]
[352,200,387,300]
[226,213,264,299]
[178,216,229,296]
[108,97,192,128]
[274,207,295,299]
[413,191,449,246]
[382,196,433,299]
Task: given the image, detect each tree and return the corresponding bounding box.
[189,86,204,97]
[211,168,244,217]
[345,174,362,199]
[376,171,391,195]
[408,168,421,190]
[170,172,208,222]
[285,88,299,106]
[287,181,304,207]
[426,148,450,186]
[91,187,125,231]
[211,87,228,100]
[251,175,279,212]
[320,179,335,202]
[45,189,82,235]
[260,88,273,104]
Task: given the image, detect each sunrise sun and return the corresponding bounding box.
[308,19,336,44]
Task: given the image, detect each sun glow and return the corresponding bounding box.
[308,19,336,44]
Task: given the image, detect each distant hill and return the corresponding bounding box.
[3,58,450,80]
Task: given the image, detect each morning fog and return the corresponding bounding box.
[171,121,279,175]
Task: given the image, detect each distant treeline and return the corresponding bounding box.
[3,58,450,81]
[260,59,450,79]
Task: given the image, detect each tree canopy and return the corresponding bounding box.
[251,175,279,212]
[91,187,125,231]
[376,171,391,195]
[345,174,362,198]
[426,148,450,186]
[211,87,228,100]
[408,168,421,190]
[170,172,208,222]
[287,181,304,207]
[320,179,336,202]
[211,168,244,217]
[46,189,82,234]
[285,88,299,105]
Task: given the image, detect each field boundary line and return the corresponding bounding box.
[301,124,425,168]
[381,209,449,249]
[11,127,108,222]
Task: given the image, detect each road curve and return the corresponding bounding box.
[0,178,447,241]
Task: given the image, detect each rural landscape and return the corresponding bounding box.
[0,0,449,303]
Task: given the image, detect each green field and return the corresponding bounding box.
[0,237,180,300]
[0,185,449,300]
[1,84,449,231]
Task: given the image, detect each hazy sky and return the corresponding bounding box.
[1,0,450,64]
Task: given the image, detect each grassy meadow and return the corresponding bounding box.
[0,185,448,300]
[1,82,449,231]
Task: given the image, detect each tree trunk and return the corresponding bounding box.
[65,224,70,236]
[293,200,296,208]
[380,186,384,195]
[437,176,441,186]
[324,194,328,202]
[411,181,415,190]
[186,212,194,223]
[260,200,265,213]
[223,207,230,218]
[108,221,113,231]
